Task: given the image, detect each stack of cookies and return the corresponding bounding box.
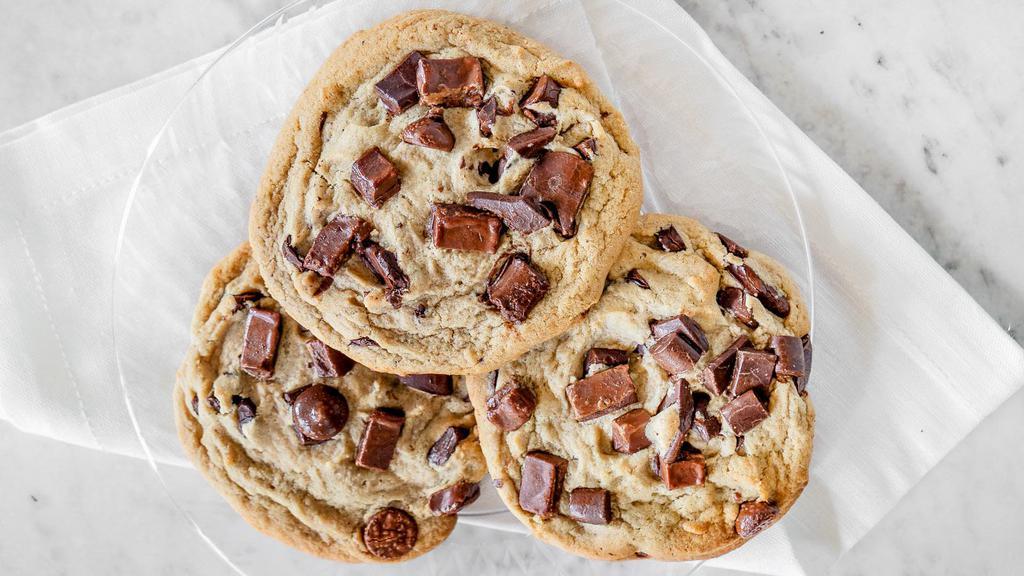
[174,9,815,564]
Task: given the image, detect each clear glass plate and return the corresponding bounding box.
[113,0,813,574]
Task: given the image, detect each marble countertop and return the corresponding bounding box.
[1,0,1021,574]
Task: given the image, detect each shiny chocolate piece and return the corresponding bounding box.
[351,147,401,208]
[728,349,777,397]
[720,390,769,434]
[727,263,766,297]
[428,426,470,466]
[485,252,549,323]
[429,481,481,516]
[361,242,409,308]
[692,391,722,441]
[477,96,497,137]
[568,488,611,525]
[797,335,813,393]
[649,314,709,353]
[302,215,374,276]
[239,308,281,379]
[701,335,750,394]
[735,501,779,538]
[429,204,503,253]
[760,284,791,318]
[717,286,758,329]
[374,51,424,115]
[625,269,650,289]
[771,335,806,378]
[583,347,630,375]
[677,380,695,436]
[305,338,353,378]
[363,507,418,559]
[231,290,263,313]
[485,382,536,431]
[611,408,652,454]
[505,126,556,159]
[521,75,562,108]
[399,374,453,396]
[518,451,567,518]
[355,408,405,470]
[567,364,637,421]
[716,232,749,257]
[401,111,455,151]
[416,57,484,107]
[520,150,594,237]
[656,380,679,413]
[650,333,702,375]
[466,192,550,234]
[291,384,349,442]
[232,395,257,431]
[523,108,556,127]
[655,226,686,252]
[660,456,706,489]
[281,385,309,405]
[574,138,598,162]
[282,235,304,269]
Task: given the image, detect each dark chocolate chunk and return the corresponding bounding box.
[677,380,695,436]
[523,108,557,127]
[363,507,418,559]
[770,335,806,379]
[727,263,766,297]
[521,75,562,108]
[305,338,354,378]
[350,337,378,347]
[485,252,549,323]
[797,335,813,393]
[625,269,650,289]
[717,286,758,329]
[355,408,405,470]
[660,456,706,489]
[231,290,264,313]
[232,395,257,430]
[566,364,638,421]
[485,382,536,431]
[574,138,597,162]
[520,151,594,237]
[477,158,503,184]
[611,409,652,454]
[428,426,470,466]
[282,235,304,269]
[429,481,481,516]
[351,147,401,208]
[429,204,503,253]
[239,308,281,379]
[650,333,702,375]
[583,347,630,375]
[568,488,611,525]
[206,394,221,413]
[656,380,679,413]
[735,501,778,538]
[374,51,424,115]
[416,57,484,107]
[716,232,749,257]
[518,451,567,518]
[504,126,556,159]
[401,111,455,151]
[466,192,550,234]
[728,349,777,397]
[655,226,686,252]
[399,374,453,396]
[760,284,791,318]
[477,96,497,137]
[361,242,409,308]
[701,335,750,394]
[282,385,310,405]
[649,314,709,353]
[735,434,747,456]
[291,384,349,442]
[692,391,721,441]
[720,390,769,434]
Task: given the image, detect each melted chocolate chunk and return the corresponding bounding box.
[429,204,503,253]
[428,426,470,466]
[660,456,706,489]
[477,96,497,137]
[625,269,650,289]
[770,335,806,379]
[363,508,418,559]
[355,408,405,470]
[231,290,263,313]
[416,57,484,107]
[239,308,281,379]
[485,253,549,323]
[232,395,257,431]
[717,286,758,329]
[485,382,536,431]
[523,108,557,127]
[349,337,378,347]
[518,451,567,518]
[291,384,349,442]
[520,75,562,108]
[655,226,686,252]
[282,235,304,269]
[649,314,709,353]
[504,126,556,159]
[611,408,652,454]
[760,284,791,318]
[720,390,769,434]
[650,333,702,375]
[374,51,424,115]
[716,232,749,257]
[566,364,638,421]
[429,481,481,516]
[351,147,401,208]
[728,349,777,397]
[401,110,455,151]
[727,263,767,297]
[305,338,354,378]
[399,374,453,396]
[797,335,813,393]
[735,501,778,538]
[568,488,611,525]
[574,138,598,162]
[701,335,750,394]
[583,347,630,375]
[466,192,550,234]
[361,242,409,308]
[520,151,593,237]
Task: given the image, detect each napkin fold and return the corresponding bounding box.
[1,1,1021,575]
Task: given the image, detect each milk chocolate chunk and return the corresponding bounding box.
[655,226,686,252]
[428,426,470,466]
[303,215,374,276]
[716,232,749,257]
[466,192,550,234]
[656,380,678,413]
[760,284,791,318]
[305,338,354,378]
[363,508,418,559]
[399,374,453,396]
[677,380,696,436]
[728,263,767,297]
[485,253,549,323]
[729,349,777,397]
[650,333,702,375]
[521,75,562,108]
[374,51,424,115]
[232,395,257,431]
[717,286,758,329]
[239,308,281,379]
[505,126,556,159]
[361,242,409,308]
[611,409,652,453]
[583,347,630,375]
[477,96,497,137]
[770,335,806,379]
[625,269,650,289]
[291,384,349,442]
[313,275,333,296]
[485,382,536,431]
[282,236,304,269]
[416,57,484,107]
[523,108,556,127]
[429,481,481,516]
[282,385,310,405]
[568,488,612,525]
[567,364,638,421]
[574,138,597,162]
[701,335,750,394]
[797,335,813,393]
[661,456,706,489]
[649,314,709,353]
[735,501,779,538]
[355,408,405,470]
[520,151,594,237]
[429,204,502,253]
[231,290,263,313]
[721,390,769,434]
[352,147,401,208]
[402,111,455,151]
[518,451,567,518]
[692,391,721,441]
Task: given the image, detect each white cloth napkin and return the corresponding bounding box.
[1,1,1022,575]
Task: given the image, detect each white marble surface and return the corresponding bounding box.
[1,0,1022,574]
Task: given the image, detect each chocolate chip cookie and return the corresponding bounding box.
[467,214,814,560]
[174,245,486,562]
[249,10,642,375]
